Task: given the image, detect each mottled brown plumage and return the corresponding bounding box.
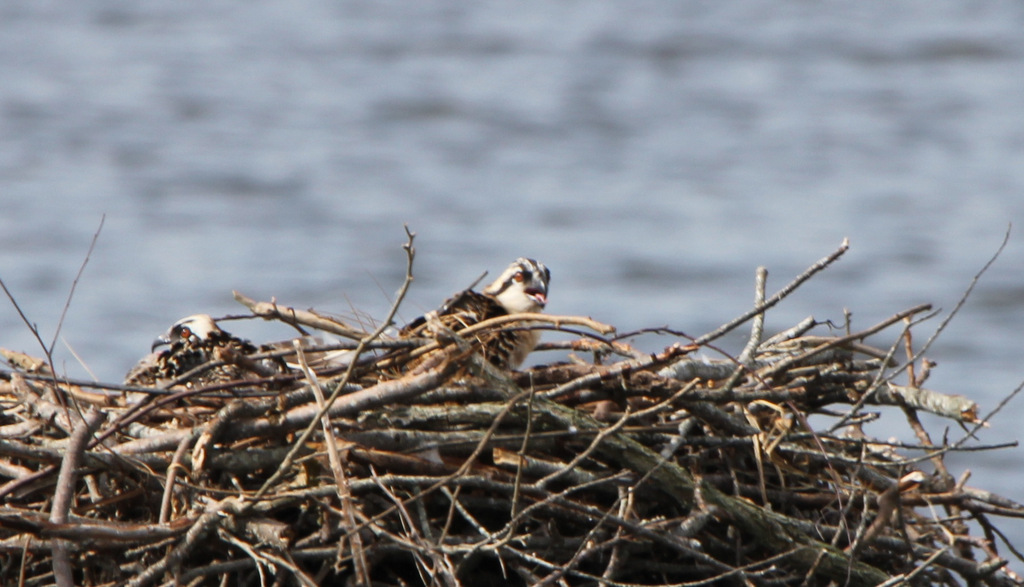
[396,258,550,372]
[124,314,288,389]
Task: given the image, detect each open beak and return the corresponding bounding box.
[525,288,547,309]
[151,335,171,352]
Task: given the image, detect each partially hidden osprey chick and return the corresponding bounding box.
[401,257,550,370]
[124,314,287,388]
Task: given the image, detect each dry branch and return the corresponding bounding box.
[233,290,369,341]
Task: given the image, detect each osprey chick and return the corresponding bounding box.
[402,257,550,370]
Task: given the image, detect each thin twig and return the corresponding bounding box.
[253,226,418,501]
[50,215,105,356]
[694,238,849,346]
[293,341,370,583]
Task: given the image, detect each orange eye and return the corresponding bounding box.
[513,271,525,282]
[180,327,192,339]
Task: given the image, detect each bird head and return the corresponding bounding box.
[483,258,550,314]
[151,314,223,351]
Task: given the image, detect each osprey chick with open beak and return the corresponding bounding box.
[483,257,550,314]
[395,258,551,372]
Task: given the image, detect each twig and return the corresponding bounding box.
[50,215,105,357]
[394,313,617,367]
[49,408,104,587]
[758,303,932,380]
[693,238,849,347]
[293,341,370,583]
[126,497,246,587]
[159,434,196,525]
[253,226,418,501]
[718,266,769,393]
[738,266,768,365]
[233,291,369,341]
[904,224,1011,382]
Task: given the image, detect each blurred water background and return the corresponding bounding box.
[3,0,1024,554]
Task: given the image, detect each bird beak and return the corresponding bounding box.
[151,335,171,352]
[525,288,547,308]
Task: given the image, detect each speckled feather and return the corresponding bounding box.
[394,258,550,372]
[124,314,288,389]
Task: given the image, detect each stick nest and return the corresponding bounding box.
[1,247,1022,587]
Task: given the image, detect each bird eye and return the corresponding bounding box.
[180,327,192,339]
[513,271,525,283]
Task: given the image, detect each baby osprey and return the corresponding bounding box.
[124,314,287,389]
[401,257,550,370]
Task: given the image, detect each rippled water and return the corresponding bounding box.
[3,0,1024,549]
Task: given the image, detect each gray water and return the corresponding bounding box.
[4,0,1024,556]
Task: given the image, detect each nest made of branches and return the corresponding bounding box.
[0,237,1022,587]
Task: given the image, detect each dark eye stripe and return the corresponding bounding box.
[520,259,550,285]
